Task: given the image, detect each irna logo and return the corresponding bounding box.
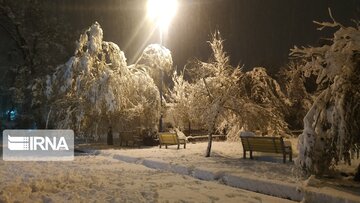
[8,135,69,151]
[3,130,74,161]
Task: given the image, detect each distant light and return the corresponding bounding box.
[6,109,17,121]
[147,0,178,31]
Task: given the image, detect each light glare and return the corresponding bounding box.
[147,0,178,31]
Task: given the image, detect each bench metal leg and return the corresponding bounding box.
[243,150,246,159]
[159,144,162,148]
[165,145,168,149]
[184,143,186,149]
[177,144,180,149]
[250,151,253,159]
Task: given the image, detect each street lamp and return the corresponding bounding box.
[147,0,178,132]
[147,0,178,44]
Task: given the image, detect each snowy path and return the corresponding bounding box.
[0,155,295,203]
[95,141,299,184]
[88,141,360,203]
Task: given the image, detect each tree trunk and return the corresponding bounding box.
[188,121,191,136]
[205,119,217,157]
[202,77,224,157]
[205,131,213,157]
[355,164,360,182]
[107,126,113,145]
[45,107,52,129]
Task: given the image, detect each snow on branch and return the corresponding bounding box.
[170,31,290,145]
[46,22,163,137]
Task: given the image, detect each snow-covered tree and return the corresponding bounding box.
[171,32,289,156]
[47,22,161,140]
[134,44,173,131]
[0,0,74,128]
[135,44,173,91]
[291,16,360,176]
[187,32,241,156]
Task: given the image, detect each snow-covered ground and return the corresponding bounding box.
[97,140,300,183]
[81,139,360,202]
[1,139,359,202]
[0,154,294,203]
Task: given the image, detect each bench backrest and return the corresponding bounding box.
[240,136,285,153]
[159,132,179,144]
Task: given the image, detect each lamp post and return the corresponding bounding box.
[147,0,178,132]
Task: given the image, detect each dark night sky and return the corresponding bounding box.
[48,0,360,73]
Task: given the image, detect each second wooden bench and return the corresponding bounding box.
[240,135,292,163]
[159,132,186,149]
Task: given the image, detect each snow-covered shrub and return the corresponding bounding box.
[241,67,290,135]
[126,64,161,131]
[278,62,315,130]
[291,17,360,176]
[47,22,161,138]
[168,71,193,129]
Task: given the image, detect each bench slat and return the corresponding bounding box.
[242,146,282,152]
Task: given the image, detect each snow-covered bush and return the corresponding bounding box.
[278,62,315,130]
[47,22,161,138]
[168,71,194,129]
[241,67,290,134]
[291,17,360,176]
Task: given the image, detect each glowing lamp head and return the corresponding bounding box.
[147,0,178,31]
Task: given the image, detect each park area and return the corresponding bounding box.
[1,0,360,202]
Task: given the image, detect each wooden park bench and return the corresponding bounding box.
[240,134,292,163]
[119,131,142,147]
[159,132,186,149]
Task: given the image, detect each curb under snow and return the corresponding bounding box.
[93,150,359,203]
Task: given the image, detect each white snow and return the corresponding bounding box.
[1,140,359,202]
[0,154,294,203]
[89,140,360,202]
[100,141,299,183]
